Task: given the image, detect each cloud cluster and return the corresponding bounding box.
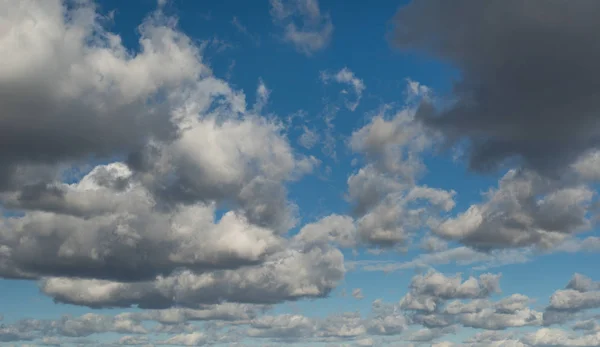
[2,271,599,346]
[0,0,342,311]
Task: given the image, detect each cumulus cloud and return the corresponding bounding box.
[0,162,286,281]
[343,100,455,248]
[269,0,333,55]
[407,270,501,301]
[545,273,600,319]
[433,169,595,250]
[523,328,600,347]
[0,0,341,312]
[0,312,147,342]
[391,0,600,175]
[0,0,204,191]
[40,236,344,308]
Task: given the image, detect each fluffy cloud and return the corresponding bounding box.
[0,162,287,281]
[40,238,344,308]
[349,108,432,183]
[433,169,595,250]
[392,0,600,175]
[402,270,501,303]
[0,0,204,191]
[523,328,600,347]
[0,313,146,342]
[269,0,333,55]
[0,0,343,313]
[118,303,263,325]
[343,102,455,248]
[546,274,600,315]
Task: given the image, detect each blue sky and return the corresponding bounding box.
[1,0,600,346]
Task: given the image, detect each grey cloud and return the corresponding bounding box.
[132,115,316,233]
[433,169,595,250]
[460,307,542,330]
[407,327,454,342]
[40,240,345,308]
[349,108,432,184]
[548,290,600,313]
[345,100,455,249]
[573,319,600,333]
[399,270,501,316]
[0,313,146,343]
[0,163,285,282]
[406,270,501,301]
[119,303,264,325]
[567,273,600,292]
[0,2,332,313]
[295,214,358,249]
[366,300,407,336]
[420,235,448,253]
[318,312,367,339]
[547,274,600,313]
[408,293,540,331]
[0,0,203,191]
[392,0,600,175]
[543,274,600,327]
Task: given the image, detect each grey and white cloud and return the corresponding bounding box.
[391,0,600,175]
[342,99,455,248]
[39,237,344,308]
[433,169,595,250]
[0,0,203,192]
[269,0,333,55]
[0,0,341,312]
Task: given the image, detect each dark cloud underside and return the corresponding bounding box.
[391,0,600,174]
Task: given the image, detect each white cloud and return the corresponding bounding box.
[269,0,333,55]
[321,68,366,111]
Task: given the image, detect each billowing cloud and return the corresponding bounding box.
[391,0,600,175]
[39,237,344,308]
[546,274,600,315]
[0,0,204,191]
[342,99,455,248]
[433,169,595,250]
[0,0,343,315]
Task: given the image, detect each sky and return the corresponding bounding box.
[1,0,600,346]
